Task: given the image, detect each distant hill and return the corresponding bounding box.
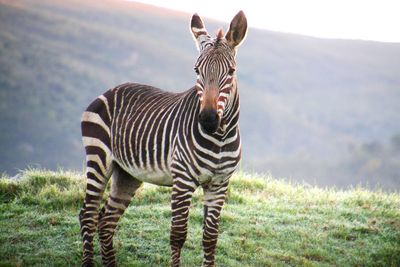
[1,0,400,190]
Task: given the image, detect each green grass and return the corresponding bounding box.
[0,169,399,266]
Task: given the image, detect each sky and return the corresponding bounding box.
[131,0,400,43]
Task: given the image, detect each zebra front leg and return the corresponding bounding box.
[170,177,197,267]
[201,181,229,267]
[98,165,142,267]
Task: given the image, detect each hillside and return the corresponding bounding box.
[0,169,399,266]
[0,0,400,189]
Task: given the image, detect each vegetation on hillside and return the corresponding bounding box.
[1,169,399,266]
[1,0,400,189]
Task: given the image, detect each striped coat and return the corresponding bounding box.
[82,83,241,188]
[79,10,247,267]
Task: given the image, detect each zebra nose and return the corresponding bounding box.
[199,108,220,134]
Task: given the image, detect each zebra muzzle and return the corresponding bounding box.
[199,108,220,134]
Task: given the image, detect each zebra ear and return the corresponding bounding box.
[190,13,210,51]
[225,10,247,49]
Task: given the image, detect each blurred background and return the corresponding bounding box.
[0,0,399,190]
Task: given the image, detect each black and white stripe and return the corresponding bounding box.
[79,11,247,267]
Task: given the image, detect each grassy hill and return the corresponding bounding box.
[0,0,400,189]
[0,169,399,266]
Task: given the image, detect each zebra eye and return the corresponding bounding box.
[194,67,200,75]
[228,68,236,75]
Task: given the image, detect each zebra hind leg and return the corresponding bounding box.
[98,164,142,267]
[79,155,113,267]
[80,99,114,266]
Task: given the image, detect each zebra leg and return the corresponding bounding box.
[79,156,113,267]
[98,164,142,267]
[80,104,114,266]
[170,177,197,267]
[201,181,229,267]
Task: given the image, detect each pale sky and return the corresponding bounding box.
[132,0,400,43]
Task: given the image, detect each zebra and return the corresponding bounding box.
[79,11,247,267]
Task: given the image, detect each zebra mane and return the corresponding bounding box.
[216,28,224,40]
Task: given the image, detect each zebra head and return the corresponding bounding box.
[191,11,247,134]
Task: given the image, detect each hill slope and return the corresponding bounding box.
[0,169,399,266]
[0,0,400,189]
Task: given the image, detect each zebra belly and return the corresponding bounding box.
[114,159,173,186]
[196,160,240,186]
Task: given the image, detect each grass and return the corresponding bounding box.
[0,169,399,266]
